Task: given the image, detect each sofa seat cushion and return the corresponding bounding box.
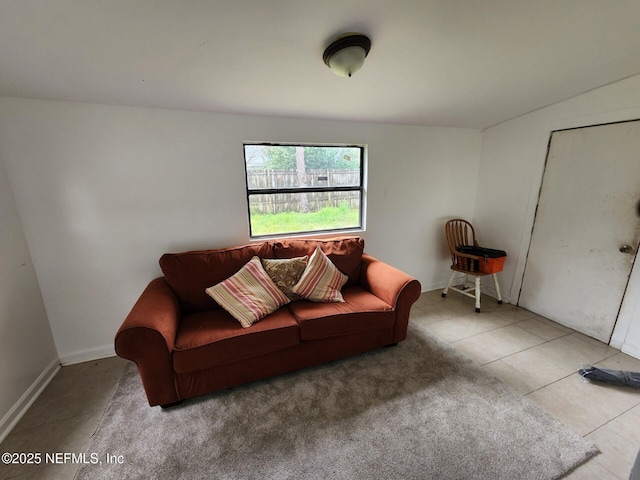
[288,286,394,341]
[173,308,300,373]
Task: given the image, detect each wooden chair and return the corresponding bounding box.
[441,219,502,312]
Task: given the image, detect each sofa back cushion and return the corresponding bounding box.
[160,242,273,312]
[272,237,364,286]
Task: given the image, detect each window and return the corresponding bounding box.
[243,143,365,238]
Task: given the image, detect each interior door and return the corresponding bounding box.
[519,120,640,343]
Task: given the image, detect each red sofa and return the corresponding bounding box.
[115,237,421,407]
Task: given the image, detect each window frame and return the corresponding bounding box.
[243,142,366,239]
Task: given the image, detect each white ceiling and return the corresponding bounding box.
[2,1,640,129]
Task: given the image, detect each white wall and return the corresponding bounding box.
[0,155,59,442]
[475,73,640,348]
[0,97,481,363]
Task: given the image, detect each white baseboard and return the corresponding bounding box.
[621,343,640,361]
[0,359,60,444]
[59,344,116,366]
[421,276,466,293]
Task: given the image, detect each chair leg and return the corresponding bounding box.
[442,270,456,297]
[461,274,468,290]
[475,276,481,313]
[492,274,503,304]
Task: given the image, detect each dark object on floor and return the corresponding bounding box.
[631,447,640,480]
[578,366,640,388]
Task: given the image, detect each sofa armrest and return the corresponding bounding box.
[114,277,181,406]
[360,254,422,343]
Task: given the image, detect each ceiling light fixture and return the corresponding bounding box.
[323,33,371,78]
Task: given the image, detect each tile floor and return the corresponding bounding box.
[0,357,127,480]
[1,289,640,479]
[412,289,640,480]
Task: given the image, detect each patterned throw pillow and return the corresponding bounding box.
[292,246,349,302]
[261,256,308,301]
[205,256,290,328]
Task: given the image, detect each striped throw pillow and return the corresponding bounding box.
[292,246,348,302]
[205,256,290,328]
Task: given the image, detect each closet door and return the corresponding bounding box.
[519,121,640,342]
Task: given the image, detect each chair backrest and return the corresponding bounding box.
[445,219,479,272]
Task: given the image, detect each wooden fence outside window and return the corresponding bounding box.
[247,169,361,214]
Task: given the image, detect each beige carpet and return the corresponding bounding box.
[76,324,597,479]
